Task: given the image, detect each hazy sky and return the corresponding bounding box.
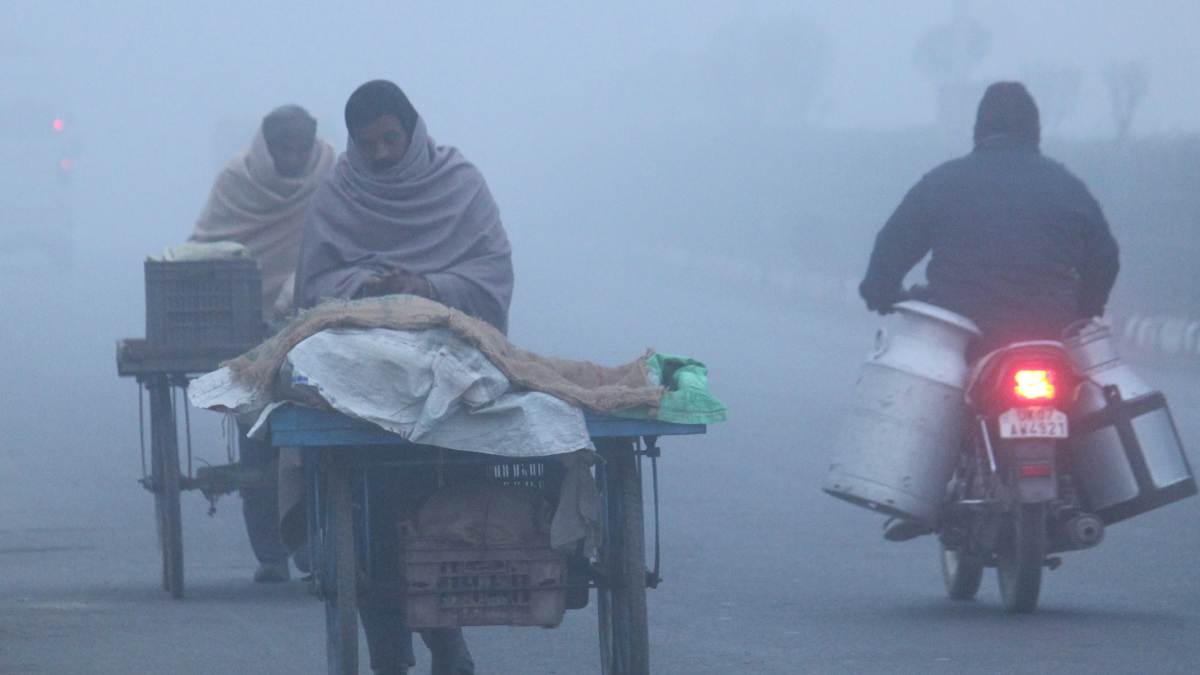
[6,0,1199,140]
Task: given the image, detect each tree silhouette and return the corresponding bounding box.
[1105,61,1149,142]
[913,0,991,135]
[913,0,990,86]
[1021,63,1083,136]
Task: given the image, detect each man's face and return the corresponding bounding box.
[264,121,316,178]
[351,114,410,173]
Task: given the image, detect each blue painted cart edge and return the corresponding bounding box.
[268,404,706,447]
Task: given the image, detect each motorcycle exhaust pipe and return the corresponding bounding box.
[1065,513,1105,549]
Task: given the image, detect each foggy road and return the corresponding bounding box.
[5,3,1200,673]
[2,257,1197,675]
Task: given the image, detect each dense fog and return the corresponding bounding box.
[1,2,1198,671]
[4,0,1199,551]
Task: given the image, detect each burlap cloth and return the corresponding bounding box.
[226,294,664,416]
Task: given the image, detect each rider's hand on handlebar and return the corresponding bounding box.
[863,285,927,315]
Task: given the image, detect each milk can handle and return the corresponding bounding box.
[1062,317,1101,342]
[872,328,889,359]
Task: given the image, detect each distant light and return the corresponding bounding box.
[59,158,74,171]
[52,118,65,133]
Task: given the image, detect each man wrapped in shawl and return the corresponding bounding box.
[191,105,335,584]
[192,105,336,322]
[294,81,513,335]
[294,80,514,675]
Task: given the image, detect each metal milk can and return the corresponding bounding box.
[1065,321,1196,524]
[824,301,981,525]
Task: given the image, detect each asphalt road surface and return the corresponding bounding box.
[2,253,1198,674]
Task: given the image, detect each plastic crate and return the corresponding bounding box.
[489,460,549,490]
[144,259,264,348]
[400,536,568,629]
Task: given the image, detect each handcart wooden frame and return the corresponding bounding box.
[268,404,705,675]
[116,339,258,599]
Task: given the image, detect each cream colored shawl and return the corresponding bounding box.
[192,128,335,319]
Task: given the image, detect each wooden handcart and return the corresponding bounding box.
[268,404,705,675]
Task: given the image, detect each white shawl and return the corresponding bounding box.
[192,128,335,319]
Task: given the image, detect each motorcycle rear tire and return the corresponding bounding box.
[940,542,984,600]
[996,502,1047,613]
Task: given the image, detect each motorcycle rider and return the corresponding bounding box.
[858,81,1120,541]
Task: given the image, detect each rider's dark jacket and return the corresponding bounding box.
[859,134,1120,351]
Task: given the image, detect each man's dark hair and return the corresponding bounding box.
[974,81,1040,146]
[262,104,316,144]
[344,80,418,136]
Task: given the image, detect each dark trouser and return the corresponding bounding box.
[361,468,474,674]
[238,426,290,565]
[361,619,473,674]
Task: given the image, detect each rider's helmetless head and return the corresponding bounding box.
[974,81,1041,147]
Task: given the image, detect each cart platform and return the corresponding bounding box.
[268,403,706,447]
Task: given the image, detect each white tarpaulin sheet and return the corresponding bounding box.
[190,327,593,457]
[190,327,603,554]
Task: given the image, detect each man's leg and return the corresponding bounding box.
[237,425,290,581]
[363,466,476,674]
[361,608,416,674]
[421,628,475,675]
[361,468,418,673]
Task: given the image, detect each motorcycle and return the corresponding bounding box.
[826,302,1196,615]
[938,341,1103,613]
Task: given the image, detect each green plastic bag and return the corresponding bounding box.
[616,353,727,425]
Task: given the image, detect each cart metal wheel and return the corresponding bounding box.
[322,453,359,675]
[148,376,184,599]
[596,438,649,675]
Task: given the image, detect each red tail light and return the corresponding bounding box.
[1013,369,1056,401]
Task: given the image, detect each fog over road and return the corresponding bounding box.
[2,253,1197,675]
[4,3,1200,672]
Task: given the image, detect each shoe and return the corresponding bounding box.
[253,560,290,583]
[883,518,932,542]
[423,629,475,675]
[293,545,312,575]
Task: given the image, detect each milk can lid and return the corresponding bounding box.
[1062,318,1111,345]
[893,301,982,337]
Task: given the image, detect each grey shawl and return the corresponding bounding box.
[191,128,335,319]
[294,118,513,332]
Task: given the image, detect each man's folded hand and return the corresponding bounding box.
[361,270,434,299]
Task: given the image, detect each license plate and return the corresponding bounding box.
[998,407,1069,439]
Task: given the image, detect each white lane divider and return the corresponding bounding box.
[1120,315,1200,357]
